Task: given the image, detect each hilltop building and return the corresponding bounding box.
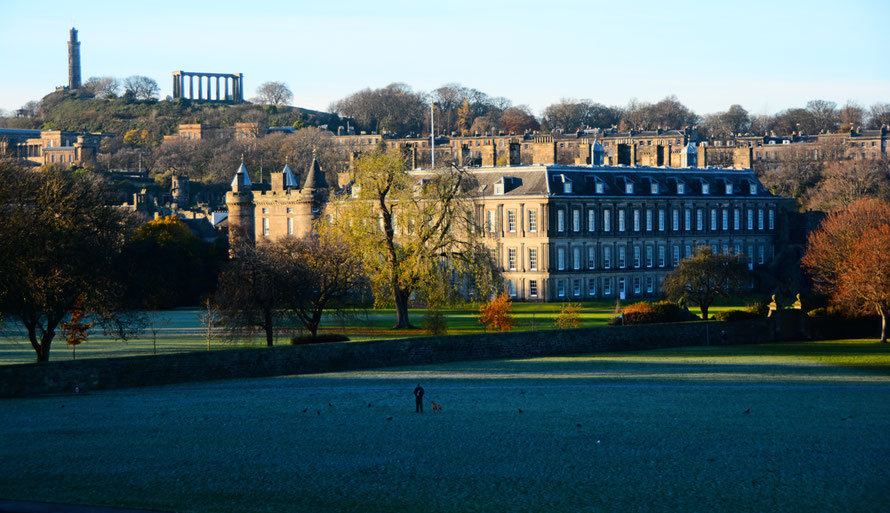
[0,128,106,166]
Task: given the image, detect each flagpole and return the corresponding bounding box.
[430,101,435,169]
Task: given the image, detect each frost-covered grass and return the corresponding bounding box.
[1,340,888,513]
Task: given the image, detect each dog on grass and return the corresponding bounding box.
[431,401,443,412]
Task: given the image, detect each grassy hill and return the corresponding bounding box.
[3,89,338,140]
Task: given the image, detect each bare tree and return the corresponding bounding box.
[254,81,294,106]
[868,103,890,129]
[123,76,160,100]
[84,76,120,98]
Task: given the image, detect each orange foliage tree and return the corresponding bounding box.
[478,293,515,332]
[60,295,95,360]
[802,198,890,342]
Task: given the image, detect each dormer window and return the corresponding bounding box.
[725,183,733,194]
[749,183,758,195]
[564,181,573,194]
[650,182,658,194]
[625,182,634,194]
[595,182,604,194]
[701,182,710,195]
[677,183,685,194]
[494,182,504,195]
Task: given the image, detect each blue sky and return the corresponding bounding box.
[1,0,887,116]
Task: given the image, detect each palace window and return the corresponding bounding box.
[646,245,653,268]
[658,209,665,231]
[557,210,565,232]
[603,246,612,269]
[633,209,641,231]
[768,209,775,230]
[572,247,581,270]
[557,280,566,298]
[588,246,596,269]
[528,210,537,232]
[573,279,581,297]
[603,209,612,232]
[658,245,665,267]
[557,247,566,270]
[287,218,293,235]
[722,209,729,231]
[696,209,704,231]
[528,248,538,271]
[572,209,580,232]
[604,278,612,296]
[618,209,626,232]
[633,245,641,268]
[588,209,596,232]
[507,211,516,233]
[618,246,627,268]
[758,209,764,230]
[588,278,597,297]
[529,280,538,297]
[646,209,653,231]
[508,248,517,271]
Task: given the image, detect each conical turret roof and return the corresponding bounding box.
[230,161,252,190]
[303,152,328,190]
[282,161,298,188]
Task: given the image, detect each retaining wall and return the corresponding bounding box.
[0,319,774,399]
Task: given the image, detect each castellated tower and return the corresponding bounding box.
[226,161,255,252]
[68,27,81,90]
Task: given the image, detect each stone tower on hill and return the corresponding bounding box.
[68,28,81,90]
[225,160,255,252]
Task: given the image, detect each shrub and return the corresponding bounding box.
[554,303,582,329]
[621,301,697,325]
[290,334,350,345]
[478,293,515,332]
[424,309,448,336]
[747,300,770,317]
[714,310,760,322]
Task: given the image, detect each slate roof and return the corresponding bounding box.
[410,164,780,200]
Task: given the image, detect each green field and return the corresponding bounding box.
[1,340,888,512]
[0,302,750,365]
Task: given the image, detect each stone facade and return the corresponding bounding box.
[228,140,793,302]
[0,128,103,167]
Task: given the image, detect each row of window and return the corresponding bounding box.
[501,242,772,272]
[489,206,776,236]
[558,178,759,196]
[511,275,661,299]
[553,206,775,234]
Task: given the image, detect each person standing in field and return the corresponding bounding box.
[414,384,424,413]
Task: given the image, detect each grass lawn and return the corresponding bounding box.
[0,302,750,365]
[0,339,888,512]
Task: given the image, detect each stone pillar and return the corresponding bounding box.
[206,75,211,100]
[215,76,220,101]
[189,75,194,99]
[225,77,229,101]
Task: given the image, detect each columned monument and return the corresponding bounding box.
[172,71,243,103]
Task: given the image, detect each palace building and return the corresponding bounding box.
[227,144,794,302]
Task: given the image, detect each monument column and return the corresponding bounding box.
[215,76,220,100]
[225,77,229,101]
[206,74,211,100]
[189,75,193,99]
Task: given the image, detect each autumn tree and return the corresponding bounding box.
[0,160,141,362]
[60,295,95,360]
[255,81,294,106]
[328,149,499,328]
[499,105,540,134]
[274,232,365,337]
[478,293,515,332]
[662,246,749,320]
[802,199,890,342]
[806,158,890,211]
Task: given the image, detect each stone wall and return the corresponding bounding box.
[0,319,774,398]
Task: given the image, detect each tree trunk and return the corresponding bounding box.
[879,306,887,343]
[700,305,709,321]
[264,310,274,347]
[393,287,412,329]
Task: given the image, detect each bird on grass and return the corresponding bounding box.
[518,408,523,414]
[317,410,321,416]
[386,417,393,421]
[368,403,372,408]
[328,403,333,408]
[743,409,750,414]
[301,408,308,414]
